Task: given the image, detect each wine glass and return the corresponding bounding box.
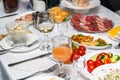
[52,35,72,78]
[20,0,30,12]
[37,11,54,51]
[72,57,85,80]
[57,21,68,35]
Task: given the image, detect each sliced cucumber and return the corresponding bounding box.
[90,54,98,61]
[111,55,120,62]
[108,52,113,58]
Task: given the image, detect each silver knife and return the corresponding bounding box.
[0,13,18,18]
[8,53,51,67]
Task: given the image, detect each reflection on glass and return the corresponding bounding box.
[52,35,72,78]
[37,11,54,51]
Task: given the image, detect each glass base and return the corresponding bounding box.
[39,43,52,51]
[58,73,66,78]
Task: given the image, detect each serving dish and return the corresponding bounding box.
[0,34,40,53]
[61,0,100,10]
[71,13,113,33]
[71,33,112,50]
[78,50,120,79]
[91,62,120,80]
[107,26,120,41]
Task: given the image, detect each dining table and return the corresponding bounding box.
[0,1,120,80]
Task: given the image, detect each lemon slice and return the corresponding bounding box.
[108,26,120,40]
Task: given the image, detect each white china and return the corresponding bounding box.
[0,34,40,53]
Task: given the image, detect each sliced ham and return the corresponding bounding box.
[71,13,113,32]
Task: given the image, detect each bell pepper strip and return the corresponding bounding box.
[96,52,110,61]
[103,58,112,64]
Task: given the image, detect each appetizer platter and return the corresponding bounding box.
[71,33,112,50]
[91,62,120,80]
[78,50,120,79]
[71,13,113,33]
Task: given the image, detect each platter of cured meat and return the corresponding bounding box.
[71,13,113,33]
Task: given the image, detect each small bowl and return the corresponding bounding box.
[6,21,29,44]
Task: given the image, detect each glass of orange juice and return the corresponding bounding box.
[52,35,72,78]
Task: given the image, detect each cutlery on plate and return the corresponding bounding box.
[0,40,39,52]
[8,53,51,67]
[17,64,58,80]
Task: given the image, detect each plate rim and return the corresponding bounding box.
[61,0,101,10]
[79,49,120,79]
[71,33,112,50]
[0,33,40,53]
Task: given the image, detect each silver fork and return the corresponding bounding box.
[17,64,58,80]
[0,40,39,52]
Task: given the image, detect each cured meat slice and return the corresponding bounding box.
[71,13,113,32]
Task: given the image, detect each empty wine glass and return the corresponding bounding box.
[20,0,30,12]
[52,35,72,78]
[57,21,68,35]
[72,57,85,80]
[37,11,54,51]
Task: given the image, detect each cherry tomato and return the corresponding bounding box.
[71,52,80,61]
[77,50,85,56]
[73,49,79,54]
[87,60,95,65]
[87,64,96,73]
[94,60,103,67]
[72,53,80,61]
[78,46,86,51]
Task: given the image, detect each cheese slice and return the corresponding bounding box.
[108,26,120,39]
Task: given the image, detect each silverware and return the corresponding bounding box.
[8,53,51,67]
[0,13,18,18]
[18,64,58,80]
[114,43,120,49]
[0,40,39,52]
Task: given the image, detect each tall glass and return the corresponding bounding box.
[37,11,54,51]
[52,35,72,78]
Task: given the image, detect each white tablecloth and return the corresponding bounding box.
[0,5,120,80]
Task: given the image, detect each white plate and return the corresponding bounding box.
[27,75,65,80]
[91,62,120,80]
[14,11,36,23]
[0,34,40,53]
[72,33,112,50]
[61,0,100,10]
[78,50,120,79]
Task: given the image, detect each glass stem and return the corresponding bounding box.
[59,62,64,74]
[58,62,66,78]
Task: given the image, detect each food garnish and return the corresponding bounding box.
[87,52,120,73]
[72,34,111,47]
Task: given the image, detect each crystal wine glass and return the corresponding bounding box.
[37,11,54,51]
[52,35,72,78]
[57,21,68,35]
[72,57,85,80]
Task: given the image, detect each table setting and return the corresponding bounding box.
[0,0,120,80]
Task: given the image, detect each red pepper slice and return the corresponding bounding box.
[96,52,110,61]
